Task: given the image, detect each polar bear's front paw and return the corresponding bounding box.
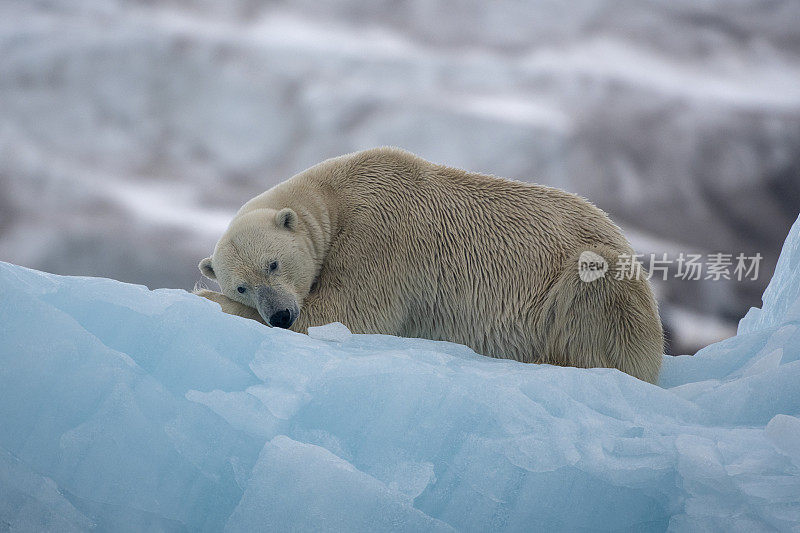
[193,289,265,324]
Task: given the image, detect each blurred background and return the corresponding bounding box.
[1,0,799,354]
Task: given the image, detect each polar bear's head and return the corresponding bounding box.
[198,207,317,328]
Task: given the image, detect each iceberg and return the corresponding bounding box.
[1,216,799,531]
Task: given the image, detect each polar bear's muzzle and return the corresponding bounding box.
[256,286,299,329]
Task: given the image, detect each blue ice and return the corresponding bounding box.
[1,216,799,531]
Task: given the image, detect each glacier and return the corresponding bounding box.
[1,217,799,532]
[3,0,800,357]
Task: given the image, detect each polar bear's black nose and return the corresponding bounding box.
[269,309,293,329]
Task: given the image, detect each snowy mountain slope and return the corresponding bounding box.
[1,1,799,354]
[0,216,798,531]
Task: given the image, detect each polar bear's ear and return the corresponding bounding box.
[199,257,216,280]
[275,208,298,231]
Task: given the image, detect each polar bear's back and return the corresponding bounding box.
[328,147,631,255]
[304,148,651,365]
[325,147,632,281]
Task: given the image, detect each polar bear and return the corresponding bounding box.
[196,148,663,383]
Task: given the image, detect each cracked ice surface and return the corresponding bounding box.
[0,217,799,531]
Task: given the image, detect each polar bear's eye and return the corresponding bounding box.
[268,261,279,272]
[237,286,246,294]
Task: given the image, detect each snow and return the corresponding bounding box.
[1,217,799,531]
[3,0,799,356]
[308,322,353,343]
